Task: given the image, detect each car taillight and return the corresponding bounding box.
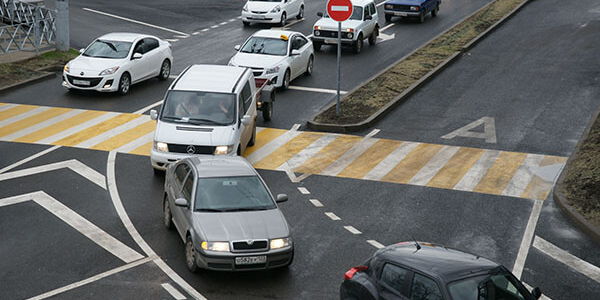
[344,266,368,280]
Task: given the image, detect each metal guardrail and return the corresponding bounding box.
[0,0,56,54]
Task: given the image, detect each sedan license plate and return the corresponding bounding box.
[73,79,90,86]
[394,12,408,16]
[235,255,267,265]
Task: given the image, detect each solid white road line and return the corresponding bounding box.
[380,23,395,31]
[533,236,600,284]
[77,116,150,148]
[288,85,348,94]
[502,154,544,197]
[245,124,301,164]
[82,8,190,37]
[321,130,380,176]
[229,18,237,22]
[174,35,188,39]
[0,106,50,127]
[453,149,501,191]
[0,159,106,189]
[116,131,154,154]
[325,212,341,221]
[512,199,544,279]
[1,109,85,141]
[344,226,362,234]
[162,283,187,300]
[26,256,155,300]
[367,240,385,249]
[376,1,386,7]
[297,187,310,195]
[106,151,207,300]
[363,141,419,181]
[166,39,179,42]
[309,199,324,207]
[0,145,60,174]
[36,112,120,144]
[408,145,460,185]
[281,134,338,170]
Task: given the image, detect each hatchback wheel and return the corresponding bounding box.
[296,6,304,20]
[163,198,173,230]
[158,60,170,81]
[280,12,286,27]
[186,236,199,273]
[118,73,131,95]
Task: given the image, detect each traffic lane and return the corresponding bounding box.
[299,174,532,270]
[114,153,375,299]
[357,0,600,156]
[0,75,172,114]
[0,141,50,169]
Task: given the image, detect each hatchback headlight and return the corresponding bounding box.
[270,5,281,13]
[266,66,280,74]
[242,3,248,12]
[214,145,234,155]
[202,241,230,252]
[270,237,292,249]
[99,66,120,76]
[154,141,169,152]
[410,6,420,11]
[64,62,70,73]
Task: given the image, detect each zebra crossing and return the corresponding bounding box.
[0,102,567,200]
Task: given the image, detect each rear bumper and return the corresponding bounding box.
[195,247,294,271]
[241,11,281,24]
[383,10,421,17]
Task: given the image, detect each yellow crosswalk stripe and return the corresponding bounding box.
[520,155,568,200]
[473,151,528,195]
[130,141,153,156]
[52,114,140,147]
[13,110,107,143]
[91,120,157,151]
[427,147,485,189]
[254,131,324,170]
[0,107,71,137]
[382,143,443,184]
[0,105,37,121]
[338,139,403,179]
[243,128,287,157]
[294,135,362,174]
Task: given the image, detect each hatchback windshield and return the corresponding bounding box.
[194,176,277,212]
[250,0,280,2]
[448,271,531,300]
[241,37,288,56]
[83,40,132,59]
[324,6,363,20]
[161,91,236,125]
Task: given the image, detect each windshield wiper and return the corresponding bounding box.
[99,40,118,52]
[195,208,225,212]
[189,118,229,126]
[221,207,270,212]
[162,116,186,122]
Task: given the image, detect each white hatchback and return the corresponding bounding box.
[241,0,305,27]
[229,30,313,90]
[63,32,173,95]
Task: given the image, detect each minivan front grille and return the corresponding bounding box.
[232,240,268,251]
[167,144,215,155]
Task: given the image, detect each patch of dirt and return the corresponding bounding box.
[0,49,78,89]
[563,112,600,228]
[314,0,527,125]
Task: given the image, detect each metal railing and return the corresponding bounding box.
[0,0,56,54]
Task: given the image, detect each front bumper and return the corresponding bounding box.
[241,11,282,24]
[150,149,195,170]
[311,36,356,46]
[195,247,294,271]
[62,72,118,92]
[383,9,421,17]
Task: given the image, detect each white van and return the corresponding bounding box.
[150,65,272,174]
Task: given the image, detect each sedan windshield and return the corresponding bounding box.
[241,37,288,56]
[161,91,236,125]
[83,40,132,59]
[194,176,277,212]
[250,0,280,1]
[323,6,364,20]
[448,271,532,300]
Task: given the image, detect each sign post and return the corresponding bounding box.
[326,0,353,117]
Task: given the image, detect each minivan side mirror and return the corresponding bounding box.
[79,48,85,54]
[531,287,542,299]
[175,198,189,208]
[150,109,158,120]
[132,53,143,60]
[290,49,301,56]
[234,44,241,51]
[276,194,288,203]
[241,115,251,126]
[317,12,323,17]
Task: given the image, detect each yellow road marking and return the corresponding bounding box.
[0,107,71,137]
[382,143,443,183]
[14,110,107,143]
[520,175,553,200]
[52,114,140,147]
[91,120,156,151]
[540,155,567,167]
[337,139,403,179]
[294,135,362,174]
[130,141,153,156]
[427,147,485,189]
[243,128,287,157]
[0,105,37,121]
[473,151,527,195]
[253,131,324,169]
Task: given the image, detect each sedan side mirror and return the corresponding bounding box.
[175,198,189,208]
[79,48,85,54]
[234,44,241,51]
[241,115,251,126]
[150,109,158,120]
[290,49,301,56]
[276,194,288,203]
[132,53,143,60]
[317,12,323,17]
[531,287,542,299]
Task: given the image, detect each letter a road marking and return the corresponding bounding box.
[441,117,497,143]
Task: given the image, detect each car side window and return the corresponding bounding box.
[143,38,159,53]
[174,163,190,188]
[292,36,308,50]
[410,273,443,300]
[133,40,145,55]
[380,263,409,295]
[241,81,252,113]
[370,3,376,15]
[181,172,194,202]
[364,5,371,19]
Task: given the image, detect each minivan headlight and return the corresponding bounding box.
[154,141,169,152]
[270,237,292,249]
[214,145,234,155]
[202,241,230,252]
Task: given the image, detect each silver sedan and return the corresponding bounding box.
[163,156,293,272]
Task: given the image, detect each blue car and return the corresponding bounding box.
[383,0,441,23]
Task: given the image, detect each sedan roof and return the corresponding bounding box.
[97,32,150,42]
[253,29,299,39]
[186,156,257,178]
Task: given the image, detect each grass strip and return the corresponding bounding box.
[0,49,79,88]
[314,0,527,124]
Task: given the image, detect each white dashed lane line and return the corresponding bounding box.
[344,226,362,235]
[325,212,341,221]
[367,240,385,249]
[297,187,310,194]
[309,199,324,207]
[82,8,189,37]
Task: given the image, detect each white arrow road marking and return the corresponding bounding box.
[0,159,106,189]
[0,145,61,174]
[533,236,600,284]
[442,117,497,143]
[0,191,144,263]
[278,163,311,183]
[378,32,395,42]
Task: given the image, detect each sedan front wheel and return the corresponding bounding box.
[186,236,199,273]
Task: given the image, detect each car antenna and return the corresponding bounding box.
[412,237,421,251]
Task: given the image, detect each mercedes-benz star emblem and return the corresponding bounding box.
[80,71,84,76]
[186,145,196,154]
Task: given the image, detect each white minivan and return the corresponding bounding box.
[150,65,260,174]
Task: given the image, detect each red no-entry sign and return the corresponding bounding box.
[327,0,353,22]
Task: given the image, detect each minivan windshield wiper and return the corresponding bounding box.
[161,116,185,122]
[189,118,229,126]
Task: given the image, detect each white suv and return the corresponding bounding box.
[311,0,379,54]
[242,0,305,27]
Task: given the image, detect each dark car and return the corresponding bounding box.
[383,0,441,23]
[340,241,542,300]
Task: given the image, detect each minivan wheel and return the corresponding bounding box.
[186,236,199,273]
[280,12,286,27]
[163,198,173,230]
[118,73,131,95]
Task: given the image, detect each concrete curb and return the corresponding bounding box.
[0,71,55,94]
[553,105,600,246]
[308,0,534,133]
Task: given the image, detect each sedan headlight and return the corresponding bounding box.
[410,6,420,11]
[99,66,120,76]
[242,3,248,12]
[385,4,392,9]
[64,62,70,73]
[202,241,230,252]
[270,237,292,249]
[270,5,281,13]
[153,141,169,152]
[266,66,280,74]
[214,145,234,155]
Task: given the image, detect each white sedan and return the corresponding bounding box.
[63,32,173,95]
[229,30,313,90]
[241,0,305,27]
